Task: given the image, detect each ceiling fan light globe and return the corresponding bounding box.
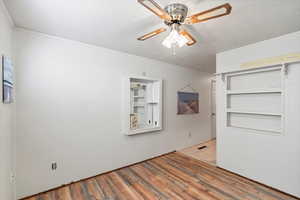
[178,35,189,47]
[162,29,188,48]
[162,35,172,48]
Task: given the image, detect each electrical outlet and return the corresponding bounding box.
[188,132,192,138]
[10,172,15,183]
[51,162,57,171]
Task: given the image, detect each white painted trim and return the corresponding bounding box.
[225,66,281,77]
[210,79,216,139]
[280,64,287,137]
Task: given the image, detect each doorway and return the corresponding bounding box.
[179,79,217,165]
[211,79,216,139]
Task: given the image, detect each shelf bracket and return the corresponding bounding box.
[214,72,225,82]
[282,63,288,75]
[221,73,225,82]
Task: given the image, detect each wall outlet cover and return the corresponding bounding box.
[51,163,57,170]
[10,172,15,183]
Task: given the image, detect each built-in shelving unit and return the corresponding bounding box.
[224,66,284,134]
[122,76,163,135]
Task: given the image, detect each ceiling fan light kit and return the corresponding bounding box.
[137,0,232,52]
[162,23,188,50]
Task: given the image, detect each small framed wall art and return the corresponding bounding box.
[2,55,14,104]
[177,91,199,114]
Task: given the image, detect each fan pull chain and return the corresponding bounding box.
[172,43,176,55]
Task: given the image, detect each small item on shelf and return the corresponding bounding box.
[130,114,138,129]
[131,83,141,89]
[131,83,146,89]
[133,102,145,107]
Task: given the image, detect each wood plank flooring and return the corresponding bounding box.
[24,152,298,200]
[180,139,216,165]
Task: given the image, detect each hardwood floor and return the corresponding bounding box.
[24,152,297,200]
[180,139,216,165]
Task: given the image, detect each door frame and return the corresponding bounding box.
[210,79,216,139]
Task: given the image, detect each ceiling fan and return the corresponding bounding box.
[137,0,232,51]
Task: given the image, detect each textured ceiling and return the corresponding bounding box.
[4,0,300,72]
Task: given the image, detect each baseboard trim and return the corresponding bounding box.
[19,150,176,200]
[217,166,300,199]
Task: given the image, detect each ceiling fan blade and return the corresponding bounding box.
[138,0,172,21]
[137,28,167,41]
[185,3,232,24]
[180,29,196,46]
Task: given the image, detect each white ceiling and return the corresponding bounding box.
[4,0,300,72]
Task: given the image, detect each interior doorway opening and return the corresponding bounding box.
[179,79,217,165]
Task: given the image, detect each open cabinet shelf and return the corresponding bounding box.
[122,76,163,135]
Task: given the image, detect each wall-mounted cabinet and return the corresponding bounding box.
[122,76,162,135]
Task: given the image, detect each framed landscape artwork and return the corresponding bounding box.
[177,92,199,114]
[2,56,14,104]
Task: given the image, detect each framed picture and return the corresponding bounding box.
[177,92,199,114]
[2,56,14,104]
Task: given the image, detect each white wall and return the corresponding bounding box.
[14,29,212,198]
[0,1,15,200]
[216,31,300,197]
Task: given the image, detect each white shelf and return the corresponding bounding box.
[227,88,282,95]
[133,96,144,98]
[228,125,281,134]
[127,127,162,135]
[133,105,145,107]
[227,109,282,116]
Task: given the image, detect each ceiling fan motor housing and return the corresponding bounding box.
[164,3,188,25]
